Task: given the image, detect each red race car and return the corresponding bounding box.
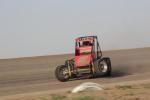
[55,36,111,82]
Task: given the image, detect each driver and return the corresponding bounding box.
[83,41,93,46]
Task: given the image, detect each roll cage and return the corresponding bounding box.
[75,36,103,59]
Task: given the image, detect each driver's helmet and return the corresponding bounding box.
[83,41,92,46]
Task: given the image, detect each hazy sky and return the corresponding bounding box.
[0,0,150,59]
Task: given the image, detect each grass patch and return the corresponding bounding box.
[98,97,107,100]
[104,87,111,90]
[142,83,150,89]
[66,90,71,93]
[40,97,49,100]
[73,96,94,100]
[50,95,97,100]
[125,92,135,96]
[116,85,134,90]
[124,97,140,100]
[51,94,66,100]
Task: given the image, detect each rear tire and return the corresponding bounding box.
[55,65,69,82]
[98,58,111,76]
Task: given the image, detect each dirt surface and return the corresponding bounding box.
[0,47,150,99]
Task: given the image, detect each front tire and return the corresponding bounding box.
[98,58,111,76]
[55,65,69,82]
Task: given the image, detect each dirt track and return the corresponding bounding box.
[0,47,150,98]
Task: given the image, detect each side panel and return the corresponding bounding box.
[74,54,92,67]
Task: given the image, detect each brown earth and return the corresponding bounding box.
[0,47,150,99]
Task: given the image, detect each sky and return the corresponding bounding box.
[0,0,150,59]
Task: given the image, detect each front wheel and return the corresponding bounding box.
[55,65,69,82]
[98,58,111,76]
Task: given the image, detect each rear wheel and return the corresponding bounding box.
[55,65,69,82]
[98,58,111,76]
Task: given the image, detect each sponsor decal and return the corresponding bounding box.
[78,56,87,64]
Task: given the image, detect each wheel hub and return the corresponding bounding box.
[99,62,108,73]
